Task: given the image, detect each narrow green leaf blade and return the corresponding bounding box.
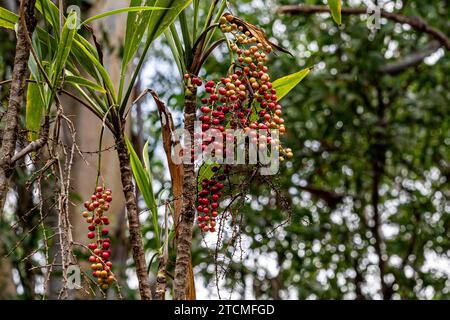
[64,75,106,93]
[36,0,61,36]
[126,137,160,246]
[146,0,192,48]
[26,77,45,141]
[73,39,116,103]
[50,11,77,86]
[142,140,153,185]
[0,7,18,29]
[272,68,311,101]
[82,6,166,26]
[328,0,342,25]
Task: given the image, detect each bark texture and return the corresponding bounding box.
[115,133,152,300]
[151,89,196,299]
[173,87,197,300]
[0,0,37,212]
[154,256,168,300]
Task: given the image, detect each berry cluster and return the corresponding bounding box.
[196,165,230,232]
[82,186,114,290]
[186,14,294,232]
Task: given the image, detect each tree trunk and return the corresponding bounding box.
[151,89,196,299]
[0,0,37,212]
[173,86,197,300]
[115,133,152,300]
[0,243,16,299]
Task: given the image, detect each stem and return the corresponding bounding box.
[173,86,197,300]
[95,126,105,187]
[120,39,152,114]
[115,133,152,300]
[155,202,170,300]
[0,0,37,212]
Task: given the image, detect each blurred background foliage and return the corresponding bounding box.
[0,0,449,299]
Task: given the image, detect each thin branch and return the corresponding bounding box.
[11,116,50,164]
[277,5,450,50]
[379,41,442,74]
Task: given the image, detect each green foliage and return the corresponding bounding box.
[25,77,45,141]
[25,10,78,137]
[81,6,166,26]
[272,67,311,101]
[49,11,77,90]
[64,75,106,93]
[0,7,18,30]
[327,0,342,25]
[119,0,193,110]
[126,138,161,248]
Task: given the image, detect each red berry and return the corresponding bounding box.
[87,232,95,239]
[101,228,109,236]
[96,186,103,193]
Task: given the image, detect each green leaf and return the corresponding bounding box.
[119,0,192,105]
[0,7,18,29]
[73,39,117,103]
[81,6,166,26]
[272,68,311,101]
[50,11,78,88]
[126,137,160,247]
[146,0,192,48]
[122,1,155,71]
[36,0,61,37]
[142,140,153,185]
[328,0,342,25]
[64,75,106,93]
[197,163,216,189]
[26,77,45,141]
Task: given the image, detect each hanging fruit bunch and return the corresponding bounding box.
[82,186,114,290]
[186,13,294,233]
